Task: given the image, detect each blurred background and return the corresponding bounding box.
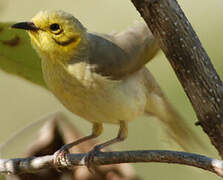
[0,0,223,179]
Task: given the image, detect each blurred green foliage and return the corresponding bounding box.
[0,23,46,88]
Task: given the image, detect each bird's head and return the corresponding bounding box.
[12,10,88,62]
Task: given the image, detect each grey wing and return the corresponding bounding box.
[87,23,159,80]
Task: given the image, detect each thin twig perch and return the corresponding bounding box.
[0,150,223,178]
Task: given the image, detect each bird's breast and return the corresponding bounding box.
[41,60,147,124]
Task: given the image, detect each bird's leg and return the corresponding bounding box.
[85,121,128,168]
[54,122,103,167]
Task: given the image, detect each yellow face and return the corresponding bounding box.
[12,10,87,62]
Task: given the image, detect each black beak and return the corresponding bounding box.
[11,22,39,31]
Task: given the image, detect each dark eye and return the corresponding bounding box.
[50,23,60,31]
[49,23,63,35]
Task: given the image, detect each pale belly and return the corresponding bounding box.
[42,62,147,124]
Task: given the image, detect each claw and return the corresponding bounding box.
[53,145,69,171]
[85,146,101,173]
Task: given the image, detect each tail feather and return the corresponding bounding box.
[146,92,207,153]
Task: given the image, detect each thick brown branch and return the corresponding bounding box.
[131,0,223,157]
[0,150,223,178]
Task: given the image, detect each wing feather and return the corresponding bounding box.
[87,23,159,80]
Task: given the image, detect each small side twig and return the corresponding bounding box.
[0,150,223,178]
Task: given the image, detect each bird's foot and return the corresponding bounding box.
[85,145,101,173]
[53,145,70,170]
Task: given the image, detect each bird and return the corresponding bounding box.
[11,10,204,167]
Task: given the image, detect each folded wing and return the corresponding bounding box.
[88,23,159,80]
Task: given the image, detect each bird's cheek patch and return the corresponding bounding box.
[31,31,53,52]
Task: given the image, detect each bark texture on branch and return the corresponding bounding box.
[1,150,223,178]
[131,0,223,157]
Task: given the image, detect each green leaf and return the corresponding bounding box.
[0,22,47,88]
